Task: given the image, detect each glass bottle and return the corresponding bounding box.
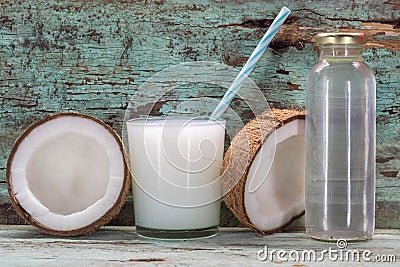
[305,33,376,241]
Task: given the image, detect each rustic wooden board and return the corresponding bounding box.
[0,0,399,227]
[0,226,399,266]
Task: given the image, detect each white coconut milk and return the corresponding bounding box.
[127,118,225,232]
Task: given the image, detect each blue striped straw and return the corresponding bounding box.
[209,6,291,121]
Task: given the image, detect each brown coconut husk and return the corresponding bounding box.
[221,108,305,234]
[6,112,131,236]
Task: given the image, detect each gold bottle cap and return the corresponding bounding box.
[316,32,367,45]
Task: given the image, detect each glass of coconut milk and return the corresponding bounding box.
[126,117,225,239]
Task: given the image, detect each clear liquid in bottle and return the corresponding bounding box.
[305,33,376,241]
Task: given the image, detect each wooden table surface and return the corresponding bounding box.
[0,226,398,266]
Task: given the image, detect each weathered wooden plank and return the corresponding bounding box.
[0,0,399,227]
[0,226,399,266]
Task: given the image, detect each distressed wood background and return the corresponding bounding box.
[1,0,399,228]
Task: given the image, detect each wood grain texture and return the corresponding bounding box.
[1,0,399,227]
[0,226,399,266]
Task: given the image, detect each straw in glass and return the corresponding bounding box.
[209,6,291,121]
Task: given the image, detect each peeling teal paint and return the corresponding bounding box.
[0,0,399,227]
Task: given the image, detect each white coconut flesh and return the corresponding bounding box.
[245,119,305,231]
[8,114,127,233]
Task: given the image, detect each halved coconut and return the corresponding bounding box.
[6,113,130,236]
[221,109,305,234]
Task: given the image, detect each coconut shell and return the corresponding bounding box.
[6,112,131,236]
[221,108,305,234]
